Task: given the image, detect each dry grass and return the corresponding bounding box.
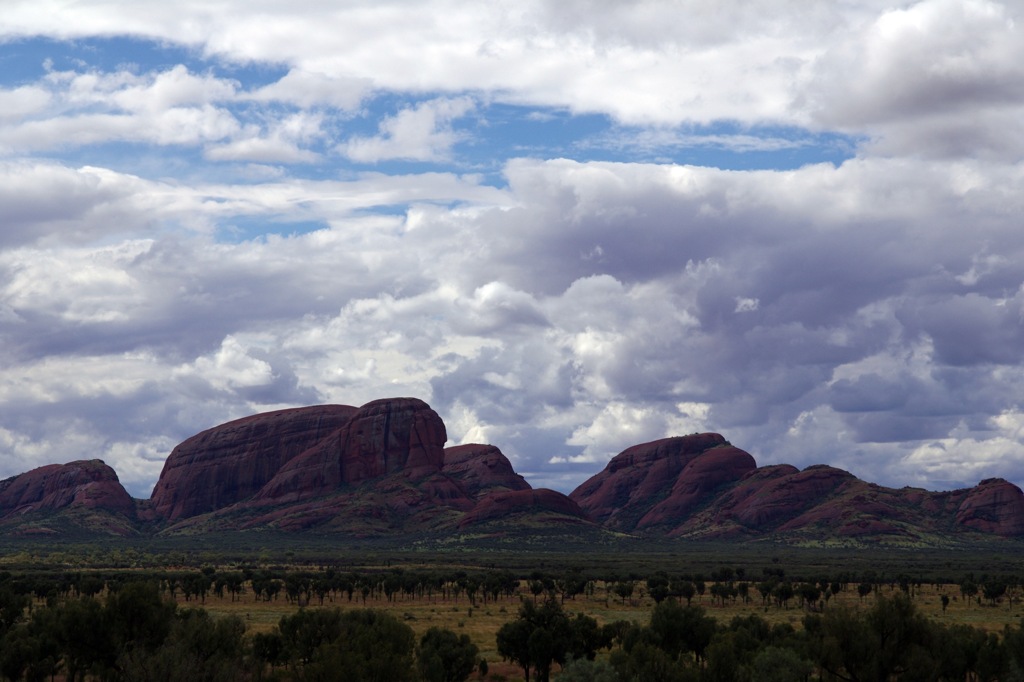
[191,579,1024,667]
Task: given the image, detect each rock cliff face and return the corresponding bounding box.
[145,398,590,536]
[442,444,531,499]
[458,489,588,528]
[0,460,136,534]
[4,399,1024,543]
[954,478,1024,536]
[253,398,448,504]
[568,434,755,532]
[150,404,358,521]
[570,437,1024,542]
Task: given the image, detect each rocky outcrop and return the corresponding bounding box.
[5,400,1024,544]
[149,404,358,521]
[0,460,137,536]
[442,444,530,499]
[459,489,588,528]
[253,398,448,504]
[568,434,754,532]
[954,478,1024,536]
[636,445,756,529]
[726,465,856,530]
[570,435,1024,542]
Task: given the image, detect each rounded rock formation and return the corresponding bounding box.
[954,478,1024,536]
[459,488,587,527]
[442,444,531,499]
[150,404,358,521]
[0,459,135,518]
[255,398,448,504]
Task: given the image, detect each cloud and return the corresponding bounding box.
[249,68,370,110]
[2,153,1024,496]
[342,97,475,162]
[808,0,1024,159]
[205,112,325,163]
[2,3,1024,500]
[0,85,51,123]
[0,65,242,153]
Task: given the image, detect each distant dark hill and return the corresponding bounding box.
[0,459,138,536]
[569,434,1024,544]
[149,404,359,522]
[149,397,590,537]
[1,399,1023,545]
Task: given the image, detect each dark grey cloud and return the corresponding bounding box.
[3,1,1024,498]
[4,154,1024,497]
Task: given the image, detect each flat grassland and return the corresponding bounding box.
[193,577,1024,667]
[4,540,1023,679]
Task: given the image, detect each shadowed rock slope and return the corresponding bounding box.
[151,398,586,535]
[149,404,359,522]
[0,460,138,536]
[2,402,1023,544]
[569,434,1024,543]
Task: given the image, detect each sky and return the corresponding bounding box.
[1,1,1024,499]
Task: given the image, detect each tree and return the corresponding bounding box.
[648,598,717,664]
[0,587,29,637]
[857,582,873,602]
[750,646,813,682]
[799,583,822,610]
[104,580,177,656]
[418,627,479,682]
[557,657,619,682]
[286,608,415,682]
[57,596,109,682]
[613,580,634,605]
[961,578,979,606]
[647,574,670,604]
[117,608,247,682]
[496,598,600,682]
[611,642,697,682]
[677,581,696,606]
[772,582,795,609]
[983,580,1007,606]
[496,614,535,681]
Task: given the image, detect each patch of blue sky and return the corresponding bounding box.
[577,122,861,170]
[472,103,612,160]
[54,141,220,181]
[458,104,612,183]
[338,95,859,180]
[217,216,329,243]
[328,96,612,184]
[0,35,288,86]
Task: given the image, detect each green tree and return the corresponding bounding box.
[287,608,415,682]
[0,587,29,637]
[648,598,717,664]
[983,580,1007,606]
[57,596,110,682]
[613,581,634,605]
[104,579,177,662]
[496,598,598,682]
[417,626,479,682]
[961,578,979,606]
[610,642,697,682]
[857,581,873,602]
[117,608,247,682]
[749,646,813,682]
[677,581,696,606]
[557,657,620,682]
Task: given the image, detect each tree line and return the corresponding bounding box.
[502,592,1024,681]
[2,565,1024,681]
[0,578,481,682]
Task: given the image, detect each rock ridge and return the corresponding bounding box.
[3,399,1024,543]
